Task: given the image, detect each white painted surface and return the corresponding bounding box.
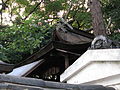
[82,74,120,86]
[60,49,120,87]
[67,62,120,84]
[8,60,43,76]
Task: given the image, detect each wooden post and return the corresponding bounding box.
[88,0,107,36]
[65,54,69,69]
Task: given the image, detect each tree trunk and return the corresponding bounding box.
[88,0,106,36]
[0,12,2,25]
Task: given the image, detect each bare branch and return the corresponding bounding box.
[23,0,44,20]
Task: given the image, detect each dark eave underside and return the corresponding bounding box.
[16,40,91,67]
[69,27,94,39]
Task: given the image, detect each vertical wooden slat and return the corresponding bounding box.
[65,55,69,69]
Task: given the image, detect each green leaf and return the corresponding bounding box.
[16,0,29,5]
[45,1,64,12]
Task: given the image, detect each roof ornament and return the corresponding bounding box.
[59,18,73,30]
[90,35,120,49]
[56,18,73,33]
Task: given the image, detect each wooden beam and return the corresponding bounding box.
[54,41,91,54]
[16,42,54,67]
[22,59,45,77]
[56,49,81,56]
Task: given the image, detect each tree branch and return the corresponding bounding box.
[64,1,72,20]
[0,0,9,13]
[23,0,44,20]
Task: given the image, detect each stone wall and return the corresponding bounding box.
[0,74,114,90]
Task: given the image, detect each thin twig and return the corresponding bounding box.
[23,0,44,20]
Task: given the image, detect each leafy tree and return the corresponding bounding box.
[101,0,120,40]
[0,0,93,63]
[0,15,53,63]
[102,0,120,31]
[5,0,120,63]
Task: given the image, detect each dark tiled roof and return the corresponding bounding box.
[0,61,14,73]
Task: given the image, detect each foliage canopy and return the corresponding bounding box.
[0,0,120,63]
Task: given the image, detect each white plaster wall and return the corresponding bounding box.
[82,74,120,86]
[61,49,120,82]
[67,62,120,84]
[60,49,120,89]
